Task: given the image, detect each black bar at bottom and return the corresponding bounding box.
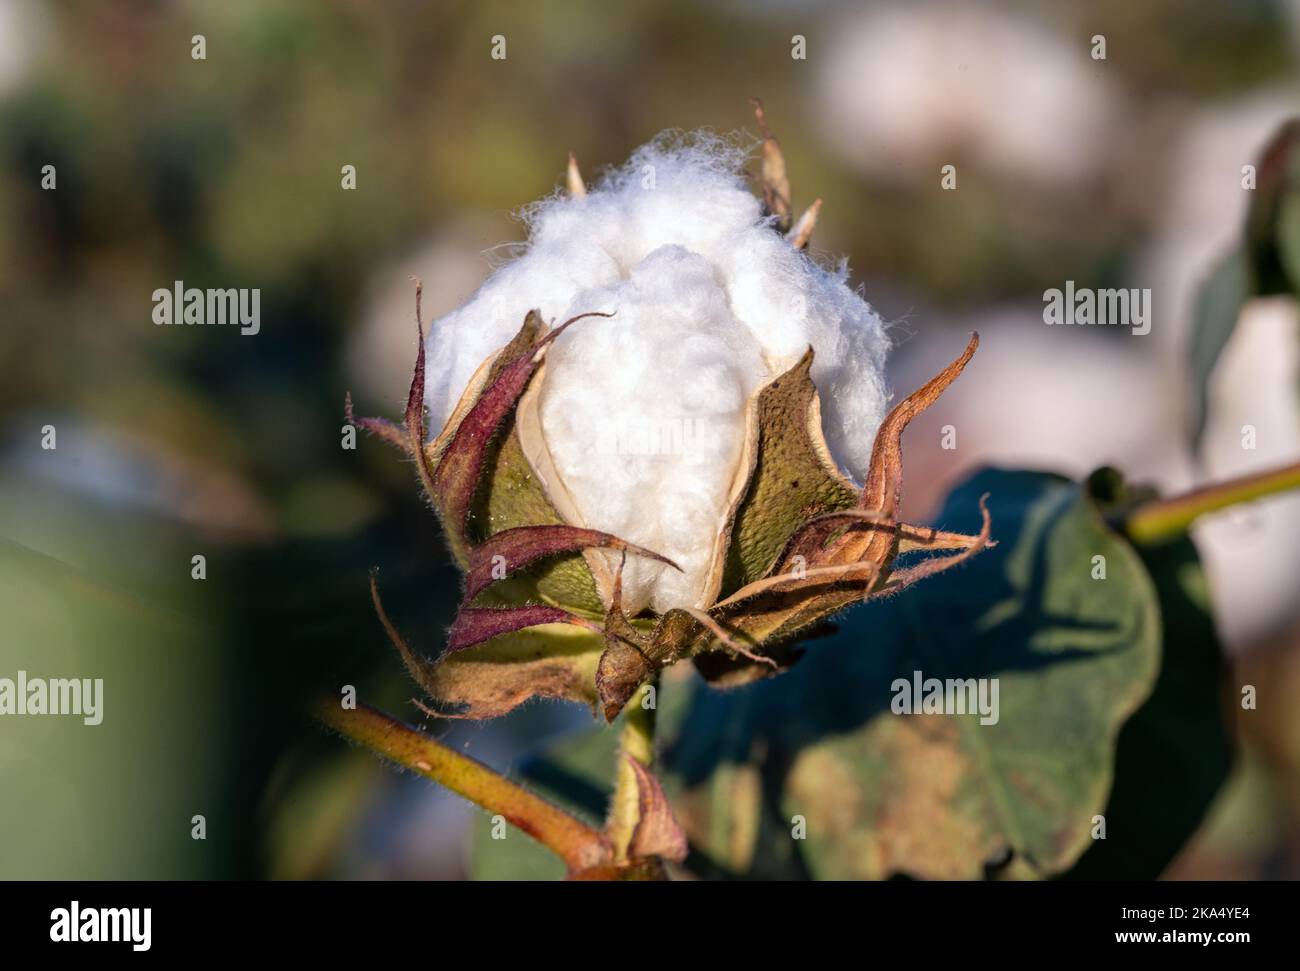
[0,879,1280,957]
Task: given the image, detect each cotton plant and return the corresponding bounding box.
[317,103,987,875]
[314,106,1300,880]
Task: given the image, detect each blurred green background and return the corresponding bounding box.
[2,0,1299,879]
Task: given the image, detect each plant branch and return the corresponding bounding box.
[1123,458,1300,545]
[607,677,658,862]
[310,696,610,872]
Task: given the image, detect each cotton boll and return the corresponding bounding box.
[523,135,760,279]
[425,134,787,438]
[422,241,622,428]
[541,247,769,614]
[422,134,892,612]
[722,233,890,480]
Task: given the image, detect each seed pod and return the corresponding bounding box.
[350,110,993,722]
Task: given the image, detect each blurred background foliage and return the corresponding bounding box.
[1,0,1299,878]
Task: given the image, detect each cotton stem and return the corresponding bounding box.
[607,677,658,862]
[310,696,609,872]
[1123,459,1300,545]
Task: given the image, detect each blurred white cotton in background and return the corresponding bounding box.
[813,2,1120,186]
[420,134,892,613]
[886,84,1300,655]
[1138,94,1300,652]
[886,310,1189,523]
[0,0,47,98]
[1194,299,1300,651]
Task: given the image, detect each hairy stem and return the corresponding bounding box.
[1124,459,1300,545]
[310,696,609,871]
[607,677,658,862]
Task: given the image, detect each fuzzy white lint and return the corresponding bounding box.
[423,133,890,614]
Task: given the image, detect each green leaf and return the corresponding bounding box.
[664,469,1164,879]
[1063,472,1233,878]
[1187,249,1253,447]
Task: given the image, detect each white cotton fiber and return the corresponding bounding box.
[423,133,891,613]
